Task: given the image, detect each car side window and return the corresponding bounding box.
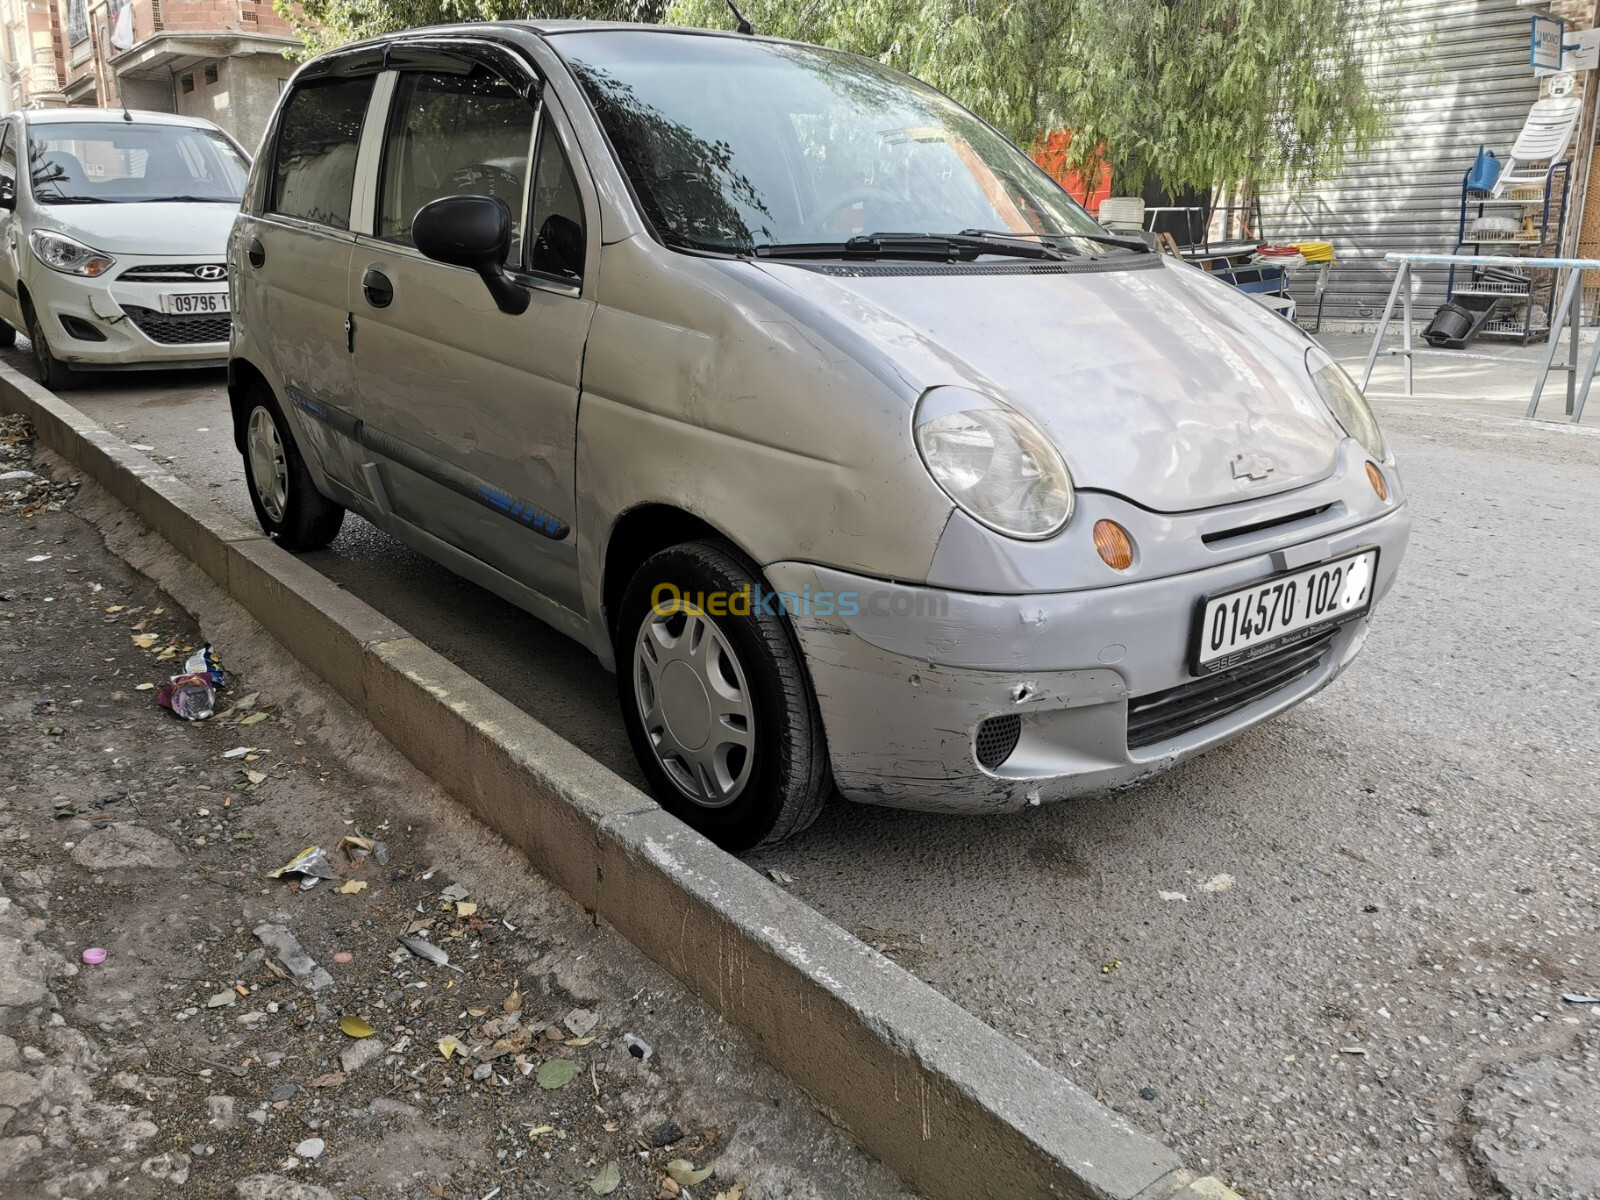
[269,75,374,230]
[0,124,17,206]
[377,66,536,263]
[526,126,586,282]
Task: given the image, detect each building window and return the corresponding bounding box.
[180,74,194,94]
[203,63,217,86]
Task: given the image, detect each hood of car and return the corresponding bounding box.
[752,255,1346,513]
[33,202,237,257]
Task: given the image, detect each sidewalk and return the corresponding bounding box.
[0,414,913,1200]
[1322,329,1600,424]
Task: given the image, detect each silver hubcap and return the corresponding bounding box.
[246,406,288,524]
[633,601,755,808]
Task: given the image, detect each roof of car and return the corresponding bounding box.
[10,108,227,129]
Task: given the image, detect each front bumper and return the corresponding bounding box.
[767,502,1411,813]
[26,258,228,369]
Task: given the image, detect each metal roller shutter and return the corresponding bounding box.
[1258,0,1543,324]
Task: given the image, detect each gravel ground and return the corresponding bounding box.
[0,415,914,1200]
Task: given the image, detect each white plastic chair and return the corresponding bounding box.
[1492,96,1582,196]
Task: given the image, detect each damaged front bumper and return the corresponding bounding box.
[766,501,1410,814]
[26,260,228,370]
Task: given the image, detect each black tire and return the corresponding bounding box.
[240,384,345,551]
[615,540,831,851]
[0,320,16,349]
[24,306,81,392]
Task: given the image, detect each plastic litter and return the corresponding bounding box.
[82,947,107,965]
[622,1033,653,1061]
[268,846,339,890]
[154,647,227,722]
[157,675,215,721]
[1561,992,1600,1005]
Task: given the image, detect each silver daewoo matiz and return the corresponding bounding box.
[230,22,1410,849]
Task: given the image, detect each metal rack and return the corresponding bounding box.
[1446,162,1570,344]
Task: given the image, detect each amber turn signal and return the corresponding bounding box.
[1093,519,1134,570]
[1365,461,1388,501]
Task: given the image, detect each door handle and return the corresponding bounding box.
[247,237,265,268]
[362,268,393,309]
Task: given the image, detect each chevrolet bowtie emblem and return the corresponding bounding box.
[1230,452,1276,481]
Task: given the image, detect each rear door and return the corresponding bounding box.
[348,46,594,614]
[233,68,380,498]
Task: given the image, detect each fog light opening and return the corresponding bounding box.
[1365,461,1388,502]
[974,714,1022,770]
[1093,519,1135,570]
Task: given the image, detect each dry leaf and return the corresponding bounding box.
[339,1015,375,1038]
[666,1160,715,1187]
[503,990,523,1014]
[455,901,477,918]
[467,1008,488,1018]
[426,1184,448,1200]
[239,711,269,726]
[565,1036,597,1048]
[134,682,155,691]
[206,990,236,1008]
[130,633,157,649]
[243,770,267,785]
[713,1185,747,1200]
[589,1161,621,1195]
[526,1124,554,1138]
[105,605,125,613]
[310,1071,346,1089]
[536,1058,576,1089]
[438,1036,462,1060]
[338,880,368,895]
[234,693,260,710]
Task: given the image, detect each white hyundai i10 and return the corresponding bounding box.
[0,107,250,391]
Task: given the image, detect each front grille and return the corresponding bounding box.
[121,305,230,346]
[974,714,1022,769]
[119,263,229,283]
[1126,630,1336,751]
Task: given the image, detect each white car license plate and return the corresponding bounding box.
[161,292,228,315]
[1193,548,1379,674]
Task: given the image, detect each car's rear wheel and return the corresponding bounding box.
[615,540,831,851]
[24,306,81,392]
[241,384,345,551]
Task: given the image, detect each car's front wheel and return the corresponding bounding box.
[0,320,16,349]
[241,385,345,551]
[24,306,81,392]
[615,540,831,851]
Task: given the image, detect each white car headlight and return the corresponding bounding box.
[30,230,115,278]
[1307,346,1385,460]
[914,386,1074,539]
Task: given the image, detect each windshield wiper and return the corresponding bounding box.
[155,195,241,203]
[960,227,1154,254]
[35,195,119,204]
[753,232,1067,262]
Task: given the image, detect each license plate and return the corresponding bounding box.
[161,292,228,315]
[1192,548,1379,674]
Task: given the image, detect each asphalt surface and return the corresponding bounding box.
[14,335,1600,1199]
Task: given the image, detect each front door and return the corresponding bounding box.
[349,54,594,614]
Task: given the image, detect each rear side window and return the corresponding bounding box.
[270,76,374,230]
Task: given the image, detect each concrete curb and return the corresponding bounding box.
[2,363,1242,1200]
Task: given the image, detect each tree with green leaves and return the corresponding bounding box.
[664,0,1393,197]
[276,0,665,58]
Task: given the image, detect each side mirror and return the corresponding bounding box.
[413,194,529,316]
[532,214,584,279]
[0,177,15,211]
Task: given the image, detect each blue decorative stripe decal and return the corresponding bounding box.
[286,385,570,541]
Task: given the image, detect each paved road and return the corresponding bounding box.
[18,338,1600,1198]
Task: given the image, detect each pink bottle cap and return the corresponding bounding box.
[82,948,107,965]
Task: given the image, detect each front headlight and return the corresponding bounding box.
[1307,346,1385,460]
[29,230,115,277]
[914,386,1074,539]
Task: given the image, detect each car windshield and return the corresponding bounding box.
[555,30,1110,255]
[27,121,248,205]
